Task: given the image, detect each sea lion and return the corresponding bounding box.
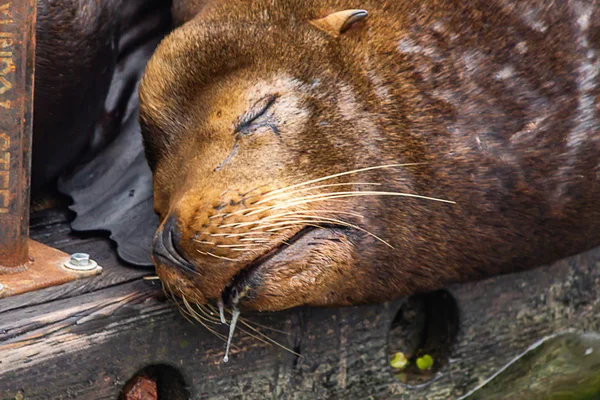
[140,0,600,312]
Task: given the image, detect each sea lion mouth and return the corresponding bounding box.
[220,226,323,307]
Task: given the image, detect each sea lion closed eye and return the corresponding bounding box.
[139,0,600,312]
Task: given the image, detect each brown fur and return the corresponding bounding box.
[139,0,600,311]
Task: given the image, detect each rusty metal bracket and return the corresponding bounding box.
[0,0,102,298]
[0,241,102,299]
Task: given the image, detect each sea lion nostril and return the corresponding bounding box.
[153,216,195,273]
[165,217,188,258]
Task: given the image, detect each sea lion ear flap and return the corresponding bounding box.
[310,10,369,36]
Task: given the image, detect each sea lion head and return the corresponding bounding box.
[139,2,454,311]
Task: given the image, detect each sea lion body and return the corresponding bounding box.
[33,0,120,192]
[140,0,600,311]
[33,0,171,193]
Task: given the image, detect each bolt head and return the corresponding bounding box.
[70,253,90,266]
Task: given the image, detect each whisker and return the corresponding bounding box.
[212,163,426,220]
[251,217,393,248]
[243,191,455,217]
[180,294,233,342]
[216,243,264,248]
[175,304,196,325]
[207,306,299,356]
[263,209,364,220]
[194,240,216,245]
[172,291,201,325]
[214,183,380,219]
[233,191,453,219]
[222,321,296,359]
[229,248,262,252]
[283,190,455,206]
[218,209,364,228]
[193,304,223,324]
[238,173,309,202]
[196,249,239,262]
[184,314,230,344]
[238,319,302,357]
[206,252,239,262]
[255,209,364,221]
[174,297,300,359]
[166,289,236,348]
[260,163,426,197]
[248,219,316,231]
[238,319,292,336]
[296,215,394,248]
[256,182,382,205]
[161,281,175,303]
[204,304,292,336]
[209,232,270,237]
[267,223,325,232]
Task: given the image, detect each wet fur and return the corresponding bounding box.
[140,0,600,311]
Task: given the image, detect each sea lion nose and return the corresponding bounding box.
[152,215,195,273]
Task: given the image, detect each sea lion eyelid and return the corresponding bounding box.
[234,94,278,132]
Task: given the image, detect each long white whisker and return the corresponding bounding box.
[245,191,455,217]
[205,304,292,336]
[262,163,425,197]
[216,243,264,248]
[197,249,239,262]
[255,217,394,248]
[180,295,230,343]
[212,183,378,220]
[216,209,364,229]
[210,163,426,220]
[209,232,270,237]
[256,182,381,205]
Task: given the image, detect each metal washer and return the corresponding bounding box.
[64,258,99,271]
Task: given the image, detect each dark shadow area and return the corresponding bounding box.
[119,364,191,400]
[387,290,460,386]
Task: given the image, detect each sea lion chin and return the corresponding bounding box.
[139,0,600,312]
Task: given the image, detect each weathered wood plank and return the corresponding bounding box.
[0,240,598,399]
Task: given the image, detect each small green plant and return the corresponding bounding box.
[416,354,434,370]
[390,352,409,370]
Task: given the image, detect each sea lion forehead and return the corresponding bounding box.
[140,13,350,131]
[143,17,308,98]
[142,0,373,95]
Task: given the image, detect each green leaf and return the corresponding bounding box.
[416,354,434,370]
[390,352,409,370]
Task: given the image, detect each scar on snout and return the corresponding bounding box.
[214,142,239,172]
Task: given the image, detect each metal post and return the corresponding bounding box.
[0,0,35,272]
[0,0,101,298]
